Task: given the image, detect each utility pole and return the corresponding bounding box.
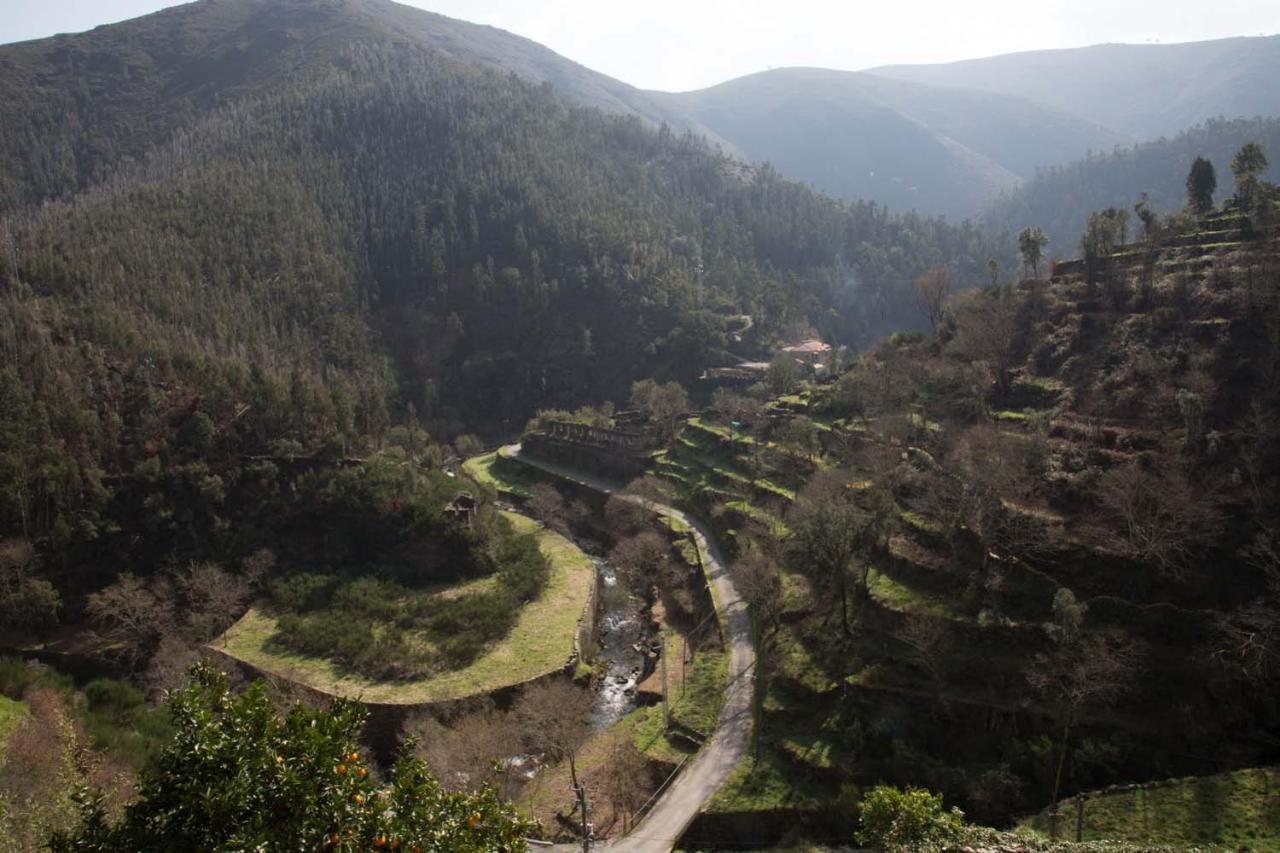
[680,636,687,699]
[575,779,590,853]
[660,638,670,729]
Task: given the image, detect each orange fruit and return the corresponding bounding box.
[356,767,368,778]
[353,794,365,805]
[348,751,360,762]
[335,763,347,776]
[467,812,481,828]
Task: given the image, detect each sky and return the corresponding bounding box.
[1,0,1277,91]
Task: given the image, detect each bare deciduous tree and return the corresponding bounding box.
[914,266,951,335]
[603,495,648,536]
[609,532,674,594]
[1096,463,1221,577]
[0,688,131,850]
[732,550,782,638]
[1026,590,1140,838]
[516,680,593,790]
[86,574,176,671]
[898,615,952,710]
[182,562,250,642]
[787,470,896,634]
[406,708,524,798]
[528,483,571,536]
[143,635,203,700]
[949,285,1022,397]
[599,730,649,833]
[624,475,675,506]
[1214,528,1280,683]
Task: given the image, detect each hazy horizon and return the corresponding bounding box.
[0,0,1276,92]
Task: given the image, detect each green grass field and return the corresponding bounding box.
[213,513,594,704]
[462,451,534,498]
[1020,767,1280,851]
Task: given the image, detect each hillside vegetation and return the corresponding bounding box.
[988,117,1280,251]
[0,0,1015,716]
[591,195,1280,847]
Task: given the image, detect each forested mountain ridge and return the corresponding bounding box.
[0,0,1007,565]
[8,1,1272,224]
[872,35,1280,141]
[0,0,711,213]
[986,117,1280,253]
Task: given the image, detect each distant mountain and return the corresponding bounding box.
[872,36,1280,141]
[986,116,1280,254]
[7,5,1274,222]
[650,68,1123,219]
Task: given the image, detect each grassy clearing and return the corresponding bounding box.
[899,509,943,536]
[213,513,594,704]
[724,500,790,539]
[1020,768,1280,851]
[867,568,969,622]
[659,515,691,536]
[707,748,833,814]
[669,647,728,737]
[771,623,839,694]
[462,451,533,499]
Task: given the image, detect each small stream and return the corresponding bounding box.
[590,557,649,730]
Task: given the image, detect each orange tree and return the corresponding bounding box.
[51,662,532,851]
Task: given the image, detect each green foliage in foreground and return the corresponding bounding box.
[857,786,966,852]
[268,520,551,680]
[51,663,532,851]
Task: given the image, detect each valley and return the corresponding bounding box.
[0,1,1279,850]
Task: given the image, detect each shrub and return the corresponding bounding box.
[856,785,966,852]
[267,524,549,680]
[51,663,532,850]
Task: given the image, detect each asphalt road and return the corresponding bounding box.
[502,445,756,853]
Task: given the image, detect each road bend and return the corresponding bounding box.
[502,445,755,853]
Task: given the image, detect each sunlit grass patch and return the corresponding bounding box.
[213,512,594,704]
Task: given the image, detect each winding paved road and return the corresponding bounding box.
[501,445,755,853]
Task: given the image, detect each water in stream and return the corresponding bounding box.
[590,557,649,730]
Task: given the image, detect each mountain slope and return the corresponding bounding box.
[872,36,1280,141]
[0,0,722,212]
[987,116,1280,252]
[0,0,1008,551]
[652,68,1122,218]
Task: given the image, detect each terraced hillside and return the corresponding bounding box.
[600,214,1280,847]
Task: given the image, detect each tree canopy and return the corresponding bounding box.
[51,663,532,851]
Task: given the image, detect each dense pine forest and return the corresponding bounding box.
[0,1,1004,558]
[3,0,1280,850]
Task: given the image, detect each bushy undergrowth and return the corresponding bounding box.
[0,659,171,769]
[267,520,550,680]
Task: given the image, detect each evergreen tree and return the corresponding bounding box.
[1186,156,1217,214]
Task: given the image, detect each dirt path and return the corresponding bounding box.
[502,445,755,853]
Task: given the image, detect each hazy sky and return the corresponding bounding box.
[2,0,1276,91]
